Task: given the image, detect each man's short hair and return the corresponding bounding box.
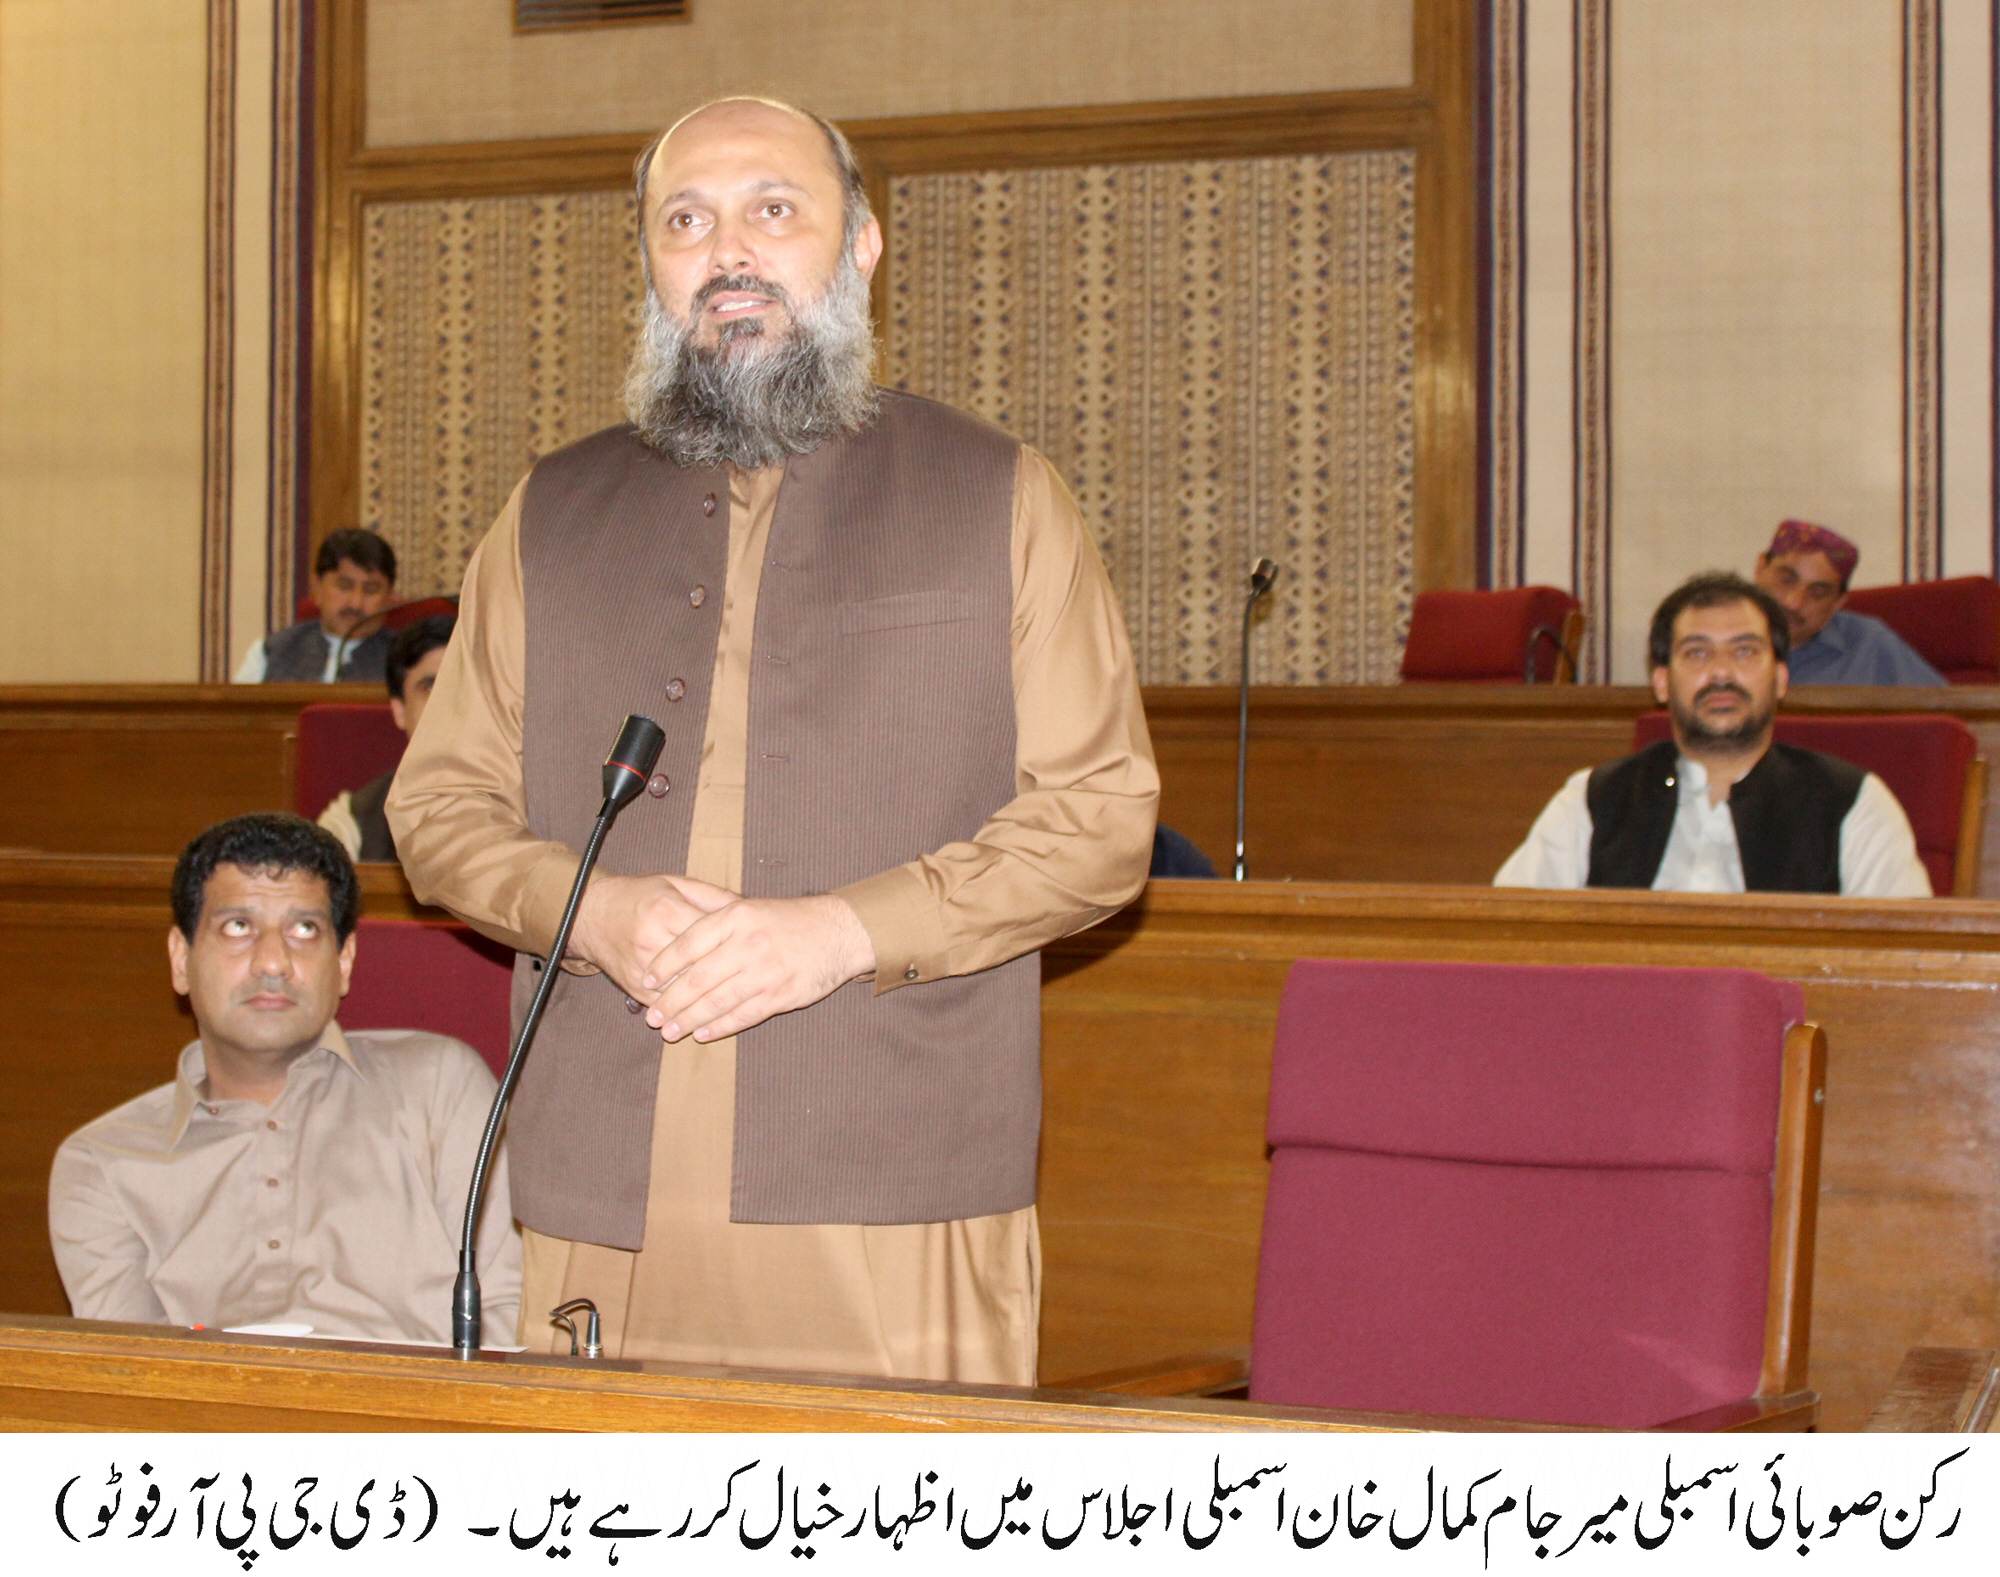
[1648,571,1793,670]
[385,613,455,701]
[171,814,360,943]
[633,98,874,254]
[313,528,397,585]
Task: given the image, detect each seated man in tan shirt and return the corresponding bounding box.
[48,813,520,1346]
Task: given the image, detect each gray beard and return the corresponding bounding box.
[621,258,879,470]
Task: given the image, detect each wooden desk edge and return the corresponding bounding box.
[0,1318,1602,1434]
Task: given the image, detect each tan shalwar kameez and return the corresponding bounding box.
[389,445,1157,1384]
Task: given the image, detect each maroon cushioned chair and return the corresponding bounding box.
[341,917,514,1079]
[295,594,458,634]
[1632,712,1985,896]
[1841,577,2000,683]
[1400,586,1585,683]
[294,703,405,822]
[1061,959,1825,1431]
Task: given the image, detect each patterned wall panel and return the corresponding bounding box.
[884,155,1416,685]
[360,155,1416,684]
[362,192,644,595]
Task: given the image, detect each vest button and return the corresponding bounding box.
[624,995,643,1013]
[688,586,707,608]
[904,965,919,982]
[665,678,687,701]
[702,492,717,517]
[647,773,671,798]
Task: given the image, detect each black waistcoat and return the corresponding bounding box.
[1585,739,1865,893]
[262,618,392,683]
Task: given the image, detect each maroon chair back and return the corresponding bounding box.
[294,595,458,633]
[1633,712,1972,895]
[342,918,514,1078]
[1251,959,1799,1427]
[295,703,404,820]
[1842,577,1999,683]
[1400,586,1580,683]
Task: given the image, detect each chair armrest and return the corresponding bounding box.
[1051,1349,1252,1398]
[1649,1391,1819,1432]
[1863,1348,2000,1432]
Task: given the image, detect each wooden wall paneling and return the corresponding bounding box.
[309,0,1481,595]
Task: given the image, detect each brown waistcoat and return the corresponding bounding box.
[509,392,1037,1249]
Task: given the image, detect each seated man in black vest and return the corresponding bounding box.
[318,614,453,863]
[232,529,399,684]
[1495,571,1930,896]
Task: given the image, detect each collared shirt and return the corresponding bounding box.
[386,447,1160,989]
[48,1024,521,1346]
[1494,755,1933,896]
[1786,610,1945,686]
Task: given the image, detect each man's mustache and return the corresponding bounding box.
[1694,681,1752,705]
[692,273,795,313]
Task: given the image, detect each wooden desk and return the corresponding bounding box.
[12,683,2000,894]
[0,1316,1533,1432]
[2,859,1993,1432]
[0,684,335,855]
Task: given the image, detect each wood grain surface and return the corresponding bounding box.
[14,683,2000,894]
[0,1316,1578,1434]
[2,857,1994,1431]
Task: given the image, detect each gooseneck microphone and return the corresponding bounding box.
[452,714,666,1357]
[1234,557,1280,882]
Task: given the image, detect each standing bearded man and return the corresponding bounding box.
[388,97,1157,1383]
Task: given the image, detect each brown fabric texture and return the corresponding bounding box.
[511,393,1031,1242]
[516,462,1040,1381]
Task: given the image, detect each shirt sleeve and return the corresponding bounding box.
[1840,772,1934,897]
[835,447,1160,989]
[1493,769,1594,887]
[48,1137,171,1325]
[386,481,586,958]
[426,1039,523,1347]
[232,638,267,684]
[1877,628,1947,686]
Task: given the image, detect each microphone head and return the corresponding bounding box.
[1249,557,1280,598]
[602,715,667,808]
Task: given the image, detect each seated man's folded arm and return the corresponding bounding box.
[427,1040,523,1346]
[1840,772,1934,898]
[48,1139,169,1325]
[1494,768,1593,888]
[836,448,1160,990]
[386,481,582,960]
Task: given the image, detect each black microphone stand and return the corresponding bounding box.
[1234,558,1280,881]
[452,714,666,1357]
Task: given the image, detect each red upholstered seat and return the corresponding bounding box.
[1400,585,1582,683]
[1632,712,1974,896]
[295,594,458,633]
[1842,577,1999,683]
[342,917,515,1078]
[1250,959,1801,1428]
[295,703,404,821]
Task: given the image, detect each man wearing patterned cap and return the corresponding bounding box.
[1752,520,1944,685]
